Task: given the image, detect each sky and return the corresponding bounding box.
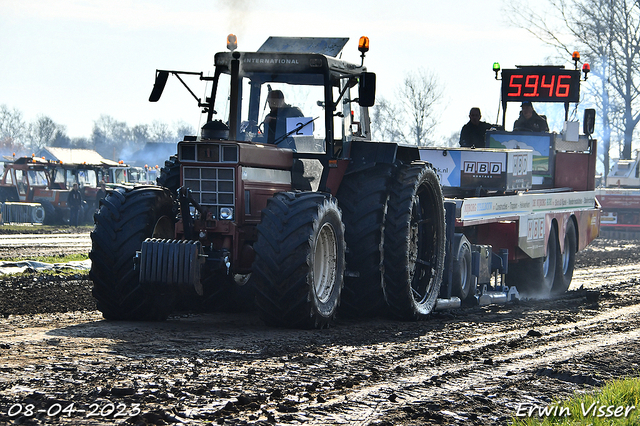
[0,0,560,145]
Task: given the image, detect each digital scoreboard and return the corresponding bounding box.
[501,67,581,103]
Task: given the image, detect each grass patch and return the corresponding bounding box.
[512,376,640,425]
[1,253,89,264]
[0,224,93,234]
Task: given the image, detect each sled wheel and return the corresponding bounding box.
[452,234,475,301]
[553,219,577,294]
[508,223,558,297]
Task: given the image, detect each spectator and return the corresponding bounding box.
[68,183,83,227]
[95,181,106,211]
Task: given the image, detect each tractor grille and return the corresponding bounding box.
[183,166,235,219]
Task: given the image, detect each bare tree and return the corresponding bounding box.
[371,68,443,145]
[443,131,461,148]
[131,124,151,145]
[92,115,132,160]
[175,121,196,140]
[371,97,404,141]
[507,0,640,175]
[28,116,62,152]
[398,68,443,146]
[0,105,27,148]
[150,120,173,143]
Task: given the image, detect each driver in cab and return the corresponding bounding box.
[263,90,304,145]
[513,101,549,132]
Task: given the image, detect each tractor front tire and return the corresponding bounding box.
[90,186,176,320]
[253,192,345,329]
[157,155,180,195]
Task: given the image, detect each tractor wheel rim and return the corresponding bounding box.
[314,222,337,304]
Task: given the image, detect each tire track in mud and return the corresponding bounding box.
[298,301,640,424]
[572,264,640,289]
[1,238,640,425]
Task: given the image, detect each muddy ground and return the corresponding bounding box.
[0,232,639,425]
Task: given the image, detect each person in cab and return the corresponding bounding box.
[460,107,493,148]
[513,101,549,132]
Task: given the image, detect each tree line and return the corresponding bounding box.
[0,104,195,161]
[6,0,640,179]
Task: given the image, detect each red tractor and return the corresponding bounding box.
[90,36,445,328]
[0,156,103,224]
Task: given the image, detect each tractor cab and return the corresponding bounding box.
[149,35,376,194]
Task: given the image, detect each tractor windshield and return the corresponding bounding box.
[214,72,327,153]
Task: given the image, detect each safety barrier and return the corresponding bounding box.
[0,202,46,224]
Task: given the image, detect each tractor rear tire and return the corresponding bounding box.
[90,186,176,320]
[253,192,345,329]
[507,224,558,297]
[336,165,392,317]
[383,162,445,320]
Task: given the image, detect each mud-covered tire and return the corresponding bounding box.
[157,155,180,195]
[336,165,392,317]
[90,186,176,320]
[508,224,558,297]
[252,192,345,329]
[452,234,475,301]
[553,219,576,294]
[383,162,445,320]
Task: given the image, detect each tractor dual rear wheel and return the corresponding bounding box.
[383,162,445,320]
[252,192,345,329]
[336,164,392,317]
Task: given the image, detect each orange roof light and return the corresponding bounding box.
[227,34,237,51]
[572,51,580,61]
[358,36,370,53]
